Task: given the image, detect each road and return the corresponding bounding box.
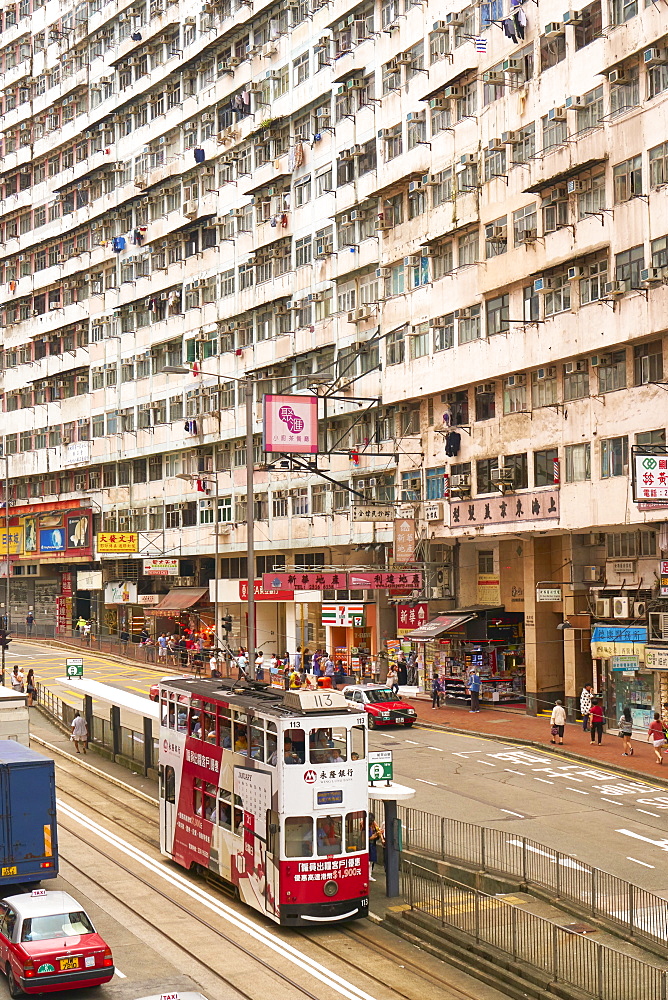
[15,638,668,889]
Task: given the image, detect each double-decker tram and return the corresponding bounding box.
[158,677,370,925]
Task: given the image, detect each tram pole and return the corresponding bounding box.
[245,378,255,660]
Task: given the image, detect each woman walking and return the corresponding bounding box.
[647,712,667,764]
[618,706,634,756]
[550,699,566,745]
[589,698,605,745]
[25,669,36,707]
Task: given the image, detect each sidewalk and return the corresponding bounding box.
[405,695,668,786]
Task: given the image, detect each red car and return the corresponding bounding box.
[342,684,417,728]
[0,890,114,996]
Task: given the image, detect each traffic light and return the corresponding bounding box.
[221,615,233,634]
[0,632,11,650]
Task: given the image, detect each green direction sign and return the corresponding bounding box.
[368,750,393,783]
[65,658,83,679]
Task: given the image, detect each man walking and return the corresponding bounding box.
[580,683,593,732]
[25,611,34,635]
[467,668,481,712]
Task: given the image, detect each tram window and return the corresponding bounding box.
[285,816,313,857]
[267,809,279,855]
[284,728,305,764]
[250,720,264,761]
[193,786,203,817]
[309,727,347,764]
[345,810,366,852]
[164,765,175,804]
[176,703,188,733]
[218,712,232,749]
[267,723,278,765]
[167,699,175,730]
[188,708,202,739]
[316,815,342,856]
[219,789,232,829]
[234,793,244,835]
[350,725,365,761]
[233,712,248,754]
[203,711,217,743]
[204,782,217,821]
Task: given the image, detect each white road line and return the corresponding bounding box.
[627,857,655,869]
[114,969,126,979]
[566,788,589,795]
[479,761,496,767]
[57,801,379,1000]
[637,808,660,817]
[404,740,420,745]
[500,809,524,818]
[416,778,437,785]
[427,747,443,751]
[533,777,554,784]
[504,769,525,775]
[601,798,623,805]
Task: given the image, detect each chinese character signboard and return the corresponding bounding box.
[368,751,393,783]
[0,529,23,555]
[632,451,668,504]
[394,518,415,564]
[477,574,501,604]
[239,579,295,601]
[645,647,668,670]
[536,585,563,602]
[350,505,395,522]
[97,532,139,553]
[448,490,559,527]
[610,654,639,672]
[397,603,428,636]
[143,558,179,576]
[262,572,347,592]
[349,571,422,589]
[661,561,668,598]
[263,394,318,454]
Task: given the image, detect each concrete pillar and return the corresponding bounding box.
[523,537,566,716]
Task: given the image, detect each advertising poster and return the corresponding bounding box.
[262,394,318,454]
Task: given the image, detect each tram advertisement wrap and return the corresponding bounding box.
[172,738,223,868]
[279,854,368,906]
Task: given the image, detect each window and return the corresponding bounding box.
[542,113,567,150]
[433,313,454,351]
[458,305,481,344]
[309,725,347,764]
[563,361,589,400]
[542,188,569,233]
[401,472,421,501]
[651,235,668,270]
[432,242,454,279]
[648,59,668,100]
[575,86,604,133]
[611,0,636,23]
[382,123,402,160]
[409,323,429,359]
[505,453,528,489]
[386,327,405,366]
[574,1,601,48]
[607,531,655,558]
[272,492,288,518]
[293,52,310,85]
[531,368,558,407]
[485,217,507,258]
[649,142,668,189]
[513,204,537,245]
[540,31,566,72]
[426,467,446,499]
[544,272,571,316]
[565,443,591,482]
[636,429,666,447]
[486,295,509,336]
[613,156,642,203]
[523,285,539,323]
[634,342,663,385]
[476,457,499,494]
[615,245,644,289]
[474,383,495,421]
[579,255,608,304]
[446,390,469,426]
[512,123,535,165]
[610,66,639,113]
[503,376,527,414]
[478,550,494,575]
[295,236,312,267]
[597,350,626,393]
[316,815,342,856]
[431,169,452,207]
[534,448,559,487]
[285,816,312,857]
[458,230,478,267]
[601,437,628,478]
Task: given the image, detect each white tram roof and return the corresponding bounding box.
[57,677,160,719]
[159,677,355,718]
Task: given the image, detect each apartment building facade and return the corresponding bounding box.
[0,0,667,716]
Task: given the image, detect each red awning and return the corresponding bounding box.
[406,614,476,640]
[143,588,209,616]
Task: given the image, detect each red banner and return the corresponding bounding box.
[349,571,423,589]
[262,572,348,592]
[239,579,294,601]
[397,603,429,636]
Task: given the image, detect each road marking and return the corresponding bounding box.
[500,809,524,818]
[507,840,588,870]
[479,761,496,767]
[566,788,589,795]
[533,777,554,784]
[627,857,655,869]
[404,740,420,745]
[601,798,622,805]
[114,968,126,978]
[427,747,443,751]
[416,778,437,786]
[58,801,379,1000]
[637,809,660,817]
[616,829,668,852]
[504,769,525,775]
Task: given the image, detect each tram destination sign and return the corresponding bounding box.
[368,750,393,783]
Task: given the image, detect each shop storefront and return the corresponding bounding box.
[406,606,526,703]
[143,587,213,638]
[590,624,650,729]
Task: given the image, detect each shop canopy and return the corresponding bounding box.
[143,588,210,616]
[406,614,476,641]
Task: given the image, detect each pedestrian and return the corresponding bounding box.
[158,633,168,660]
[292,646,302,671]
[75,615,86,634]
[550,699,566,745]
[589,698,604,745]
[580,684,593,731]
[25,611,34,635]
[334,660,346,687]
[82,620,92,644]
[648,712,667,764]
[467,668,481,712]
[387,666,399,695]
[209,651,222,678]
[119,628,130,652]
[368,813,384,881]
[139,627,150,644]
[397,656,408,688]
[71,711,88,754]
[10,665,24,693]
[236,649,249,680]
[283,662,291,691]
[324,653,335,679]
[25,669,36,707]
[431,672,443,709]
[618,705,633,756]
[255,650,265,681]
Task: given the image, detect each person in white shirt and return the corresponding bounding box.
[550,700,567,745]
[71,712,88,754]
[579,684,593,732]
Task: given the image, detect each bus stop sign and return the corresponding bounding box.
[368,750,393,783]
[65,658,84,678]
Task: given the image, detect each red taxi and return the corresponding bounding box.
[0,890,114,996]
[341,685,417,728]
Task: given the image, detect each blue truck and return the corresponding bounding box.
[0,743,57,885]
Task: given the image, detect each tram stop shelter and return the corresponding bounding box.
[368,781,415,897]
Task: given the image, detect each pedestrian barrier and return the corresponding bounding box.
[402,860,668,1000]
[398,807,668,949]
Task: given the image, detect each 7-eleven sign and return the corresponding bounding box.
[322,604,365,626]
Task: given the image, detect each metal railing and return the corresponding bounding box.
[398,807,668,949]
[402,861,668,1000]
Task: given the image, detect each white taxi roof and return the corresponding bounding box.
[342,684,392,692]
[133,994,209,1000]
[3,891,85,918]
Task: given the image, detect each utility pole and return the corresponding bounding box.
[245,378,255,658]
[4,457,9,636]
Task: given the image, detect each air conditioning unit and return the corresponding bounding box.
[567,265,585,280]
[505,374,526,387]
[535,366,556,379]
[634,601,647,618]
[563,9,582,23]
[604,280,626,298]
[544,21,564,35]
[640,267,663,286]
[446,11,463,24]
[502,59,521,73]
[404,255,421,266]
[644,47,668,66]
[548,105,567,121]
[450,474,470,488]
[565,95,585,109]
[613,597,629,619]
[608,67,628,85]
[429,97,447,109]
[595,597,610,617]
[491,468,515,485]
[183,200,198,217]
[567,178,590,193]
[584,566,603,583]
[432,19,448,31]
[443,85,462,99]
[483,72,506,85]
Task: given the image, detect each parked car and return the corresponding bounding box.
[341,685,417,728]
